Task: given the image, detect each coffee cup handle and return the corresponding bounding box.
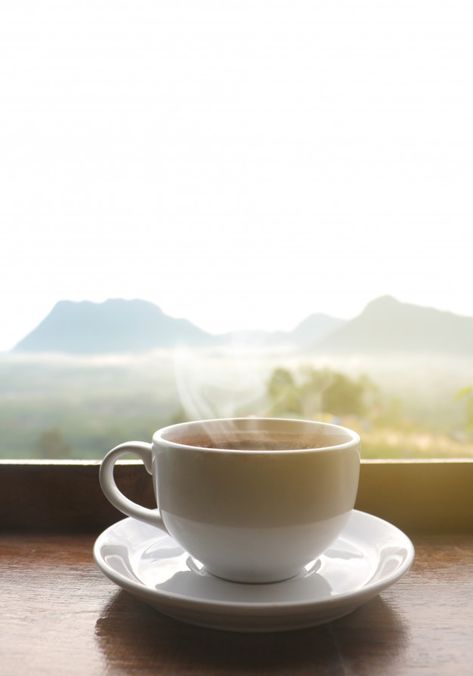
[99,441,167,532]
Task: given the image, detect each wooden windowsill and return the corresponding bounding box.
[1,459,472,533]
[1,531,472,675]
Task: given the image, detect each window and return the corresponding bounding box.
[2,1,473,464]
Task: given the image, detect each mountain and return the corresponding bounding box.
[13,299,345,354]
[220,314,344,350]
[318,295,473,354]
[21,294,473,356]
[291,313,345,349]
[14,299,213,353]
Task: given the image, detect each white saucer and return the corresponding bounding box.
[93,510,414,633]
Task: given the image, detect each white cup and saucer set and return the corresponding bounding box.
[94,418,414,632]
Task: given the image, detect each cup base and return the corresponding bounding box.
[204,564,304,585]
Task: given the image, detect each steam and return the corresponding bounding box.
[173,344,269,422]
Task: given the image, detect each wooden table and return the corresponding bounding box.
[1,532,473,675]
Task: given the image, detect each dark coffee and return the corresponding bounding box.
[178,435,326,451]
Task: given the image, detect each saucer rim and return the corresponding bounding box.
[93,509,415,612]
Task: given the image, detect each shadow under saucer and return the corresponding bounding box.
[95,590,408,674]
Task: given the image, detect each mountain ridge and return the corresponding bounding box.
[317,295,473,354]
[14,298,343,354]
[13,295,473,355]
[14,298,212,353]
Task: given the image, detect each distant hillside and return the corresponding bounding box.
[20,294,473,355]
[13,299,345,354]
[221,314,344,349]
[14,299,213,353]
[318,295,473,354]
[290,313,345,349]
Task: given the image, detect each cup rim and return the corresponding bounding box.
[152,417,360,454]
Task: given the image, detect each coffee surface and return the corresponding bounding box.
[177,436,330,451]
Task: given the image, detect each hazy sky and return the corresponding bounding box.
[1,0,473,350]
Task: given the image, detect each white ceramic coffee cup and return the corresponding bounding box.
[99,417,360,583]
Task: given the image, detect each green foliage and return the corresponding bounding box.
[319,371,367,417]
[456,386,473,434]
[266,368,301,416]
[266,366,377,418]
[371,395,407,428]
[2,355,473,460]
[36,428,72,459]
